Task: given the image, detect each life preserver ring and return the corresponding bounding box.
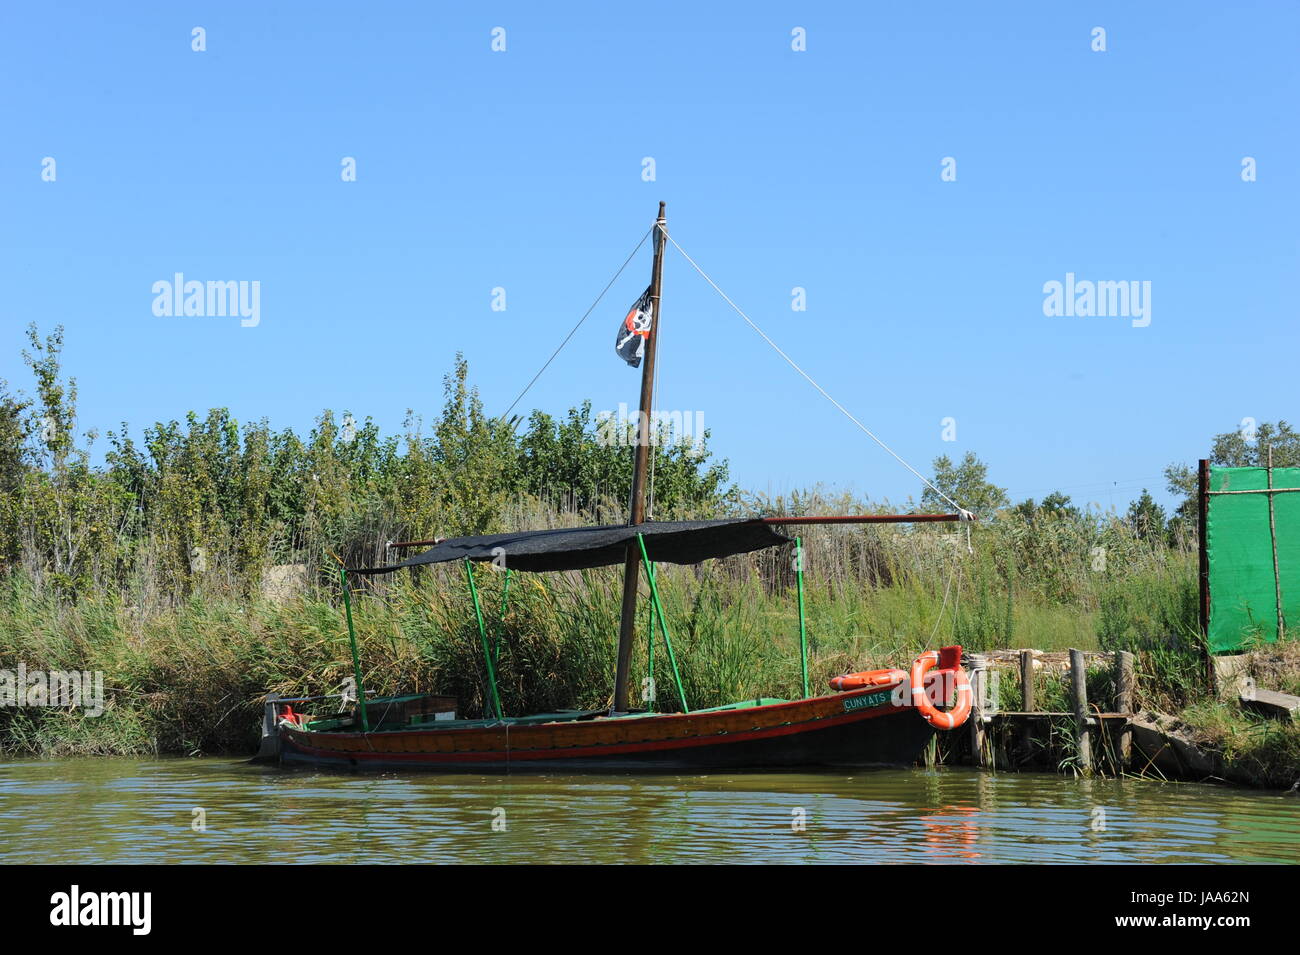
[278,705,301,727]
[828,668,907,692]
[909,650,972,730]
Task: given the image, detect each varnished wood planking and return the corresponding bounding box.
[282,684,905,759]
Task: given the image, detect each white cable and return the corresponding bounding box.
[928,554,957,643]
[663,230,972,519]
[500,226,653,423]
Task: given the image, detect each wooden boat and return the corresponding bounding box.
[273,686,939,772]
[261,204,974,772]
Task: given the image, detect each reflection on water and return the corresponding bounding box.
[0,758,1296,864]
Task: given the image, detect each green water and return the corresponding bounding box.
[1,758,1296,864]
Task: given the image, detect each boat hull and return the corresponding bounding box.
[276,685,937,773]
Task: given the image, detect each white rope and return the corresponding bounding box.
[928,553,957,643]
[662,229,973,520]
[500,226,653,423]
[411,227,653,544]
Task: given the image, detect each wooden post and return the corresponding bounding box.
[1019,649,1035,761]
[612,203,667,714]
[968,653,989,768]
[1197,458,1212,687]
[1114,650,1135,769]
[1069,648,1092,775]
[1266,446,1286,642]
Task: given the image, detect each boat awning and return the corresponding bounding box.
[349,519,791,575]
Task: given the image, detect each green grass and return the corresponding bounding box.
[7,505,1296,791]
[0,530,1197,758]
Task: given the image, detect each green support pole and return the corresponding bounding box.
[796,536,809,698]
[465,560,503,719]
[636,534,689,713]
[494,568,512,667]
[339,567,369,732]
[646,559,657,712]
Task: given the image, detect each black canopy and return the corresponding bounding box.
[350,519,790,575]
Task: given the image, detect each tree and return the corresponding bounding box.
[922,451,1009,518]
[0,377,30,569]
[1208,420,1299,468]
[3,330,737,594]
[15,324,130,595]
[431,353,522,536]
[1165,419,1299,528]
[517,399,732,519]
[1125,489,1167,542]
[1012,491,1080,525]
[1040,491,1077,518]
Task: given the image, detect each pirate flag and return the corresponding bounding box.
[615,286,654,368]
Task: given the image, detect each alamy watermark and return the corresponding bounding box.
[50,885,150,935]
[596,403,706,457]
[0,665,104,716]
[1042,273,1151,328]
[152,273,261,327]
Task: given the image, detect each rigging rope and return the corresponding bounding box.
[928,548,958,644]
[661,228,974,523]
[499,226,653,424]
[392,227,652,546]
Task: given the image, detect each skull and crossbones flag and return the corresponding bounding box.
[615,286,654,368]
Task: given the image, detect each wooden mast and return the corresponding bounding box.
[612,201,666,713]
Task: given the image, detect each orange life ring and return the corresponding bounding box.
[278,705,301,727]
[828,668,907,692]
[909,650,972,730]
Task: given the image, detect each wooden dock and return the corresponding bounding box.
[958,647,1298,784]
[961,648,1136,776]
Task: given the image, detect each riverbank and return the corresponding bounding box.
[9,330,1291,783]
[1,553,1296,789]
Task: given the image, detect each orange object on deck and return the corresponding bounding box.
[828,668,907,692]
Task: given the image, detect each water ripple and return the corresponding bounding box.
[0,759,1295,864]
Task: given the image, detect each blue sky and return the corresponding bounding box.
[1,2,1296,514]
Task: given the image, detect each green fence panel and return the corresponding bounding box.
[1207,466,1300,653]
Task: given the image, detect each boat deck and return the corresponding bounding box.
[303,697,795,734]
